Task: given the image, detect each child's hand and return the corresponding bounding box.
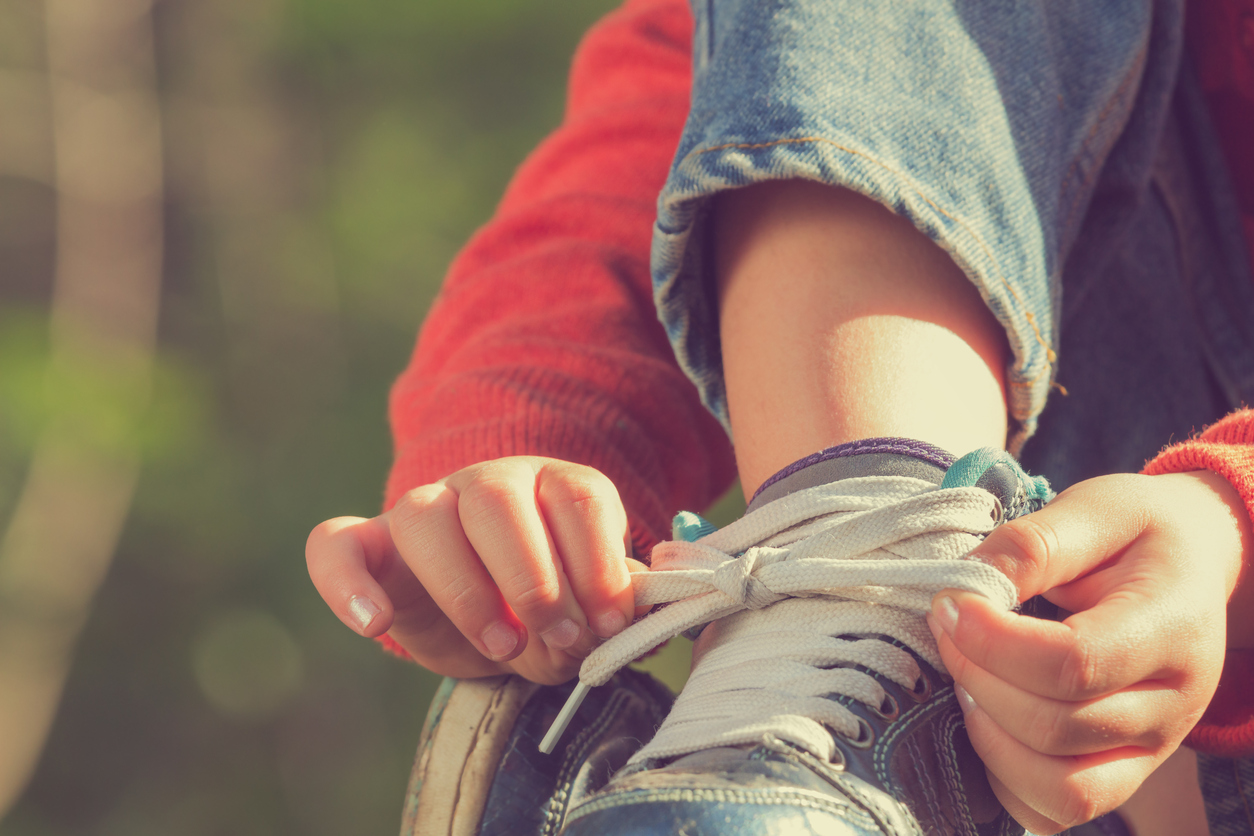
[306,457,645,685]
[929,471,1253,834]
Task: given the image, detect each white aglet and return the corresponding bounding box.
[539,680,591,754]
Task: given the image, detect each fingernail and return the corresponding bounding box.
[540,618,581,650]
[348,595,382,632]
[481,621,519,659]
[934,595,959,636]
[592,609,627,638]
[954,683,977,714]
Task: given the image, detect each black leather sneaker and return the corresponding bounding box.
[401,668,673,836]
[549,438,1052,836]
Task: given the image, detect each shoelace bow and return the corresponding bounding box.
[539,475,1019,764]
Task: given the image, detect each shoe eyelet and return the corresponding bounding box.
[908,675,933,703]
[870,693,899,722]
[843,716,876,749]
[989,494,1005,526]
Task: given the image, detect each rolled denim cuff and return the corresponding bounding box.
[651,0,1171,452]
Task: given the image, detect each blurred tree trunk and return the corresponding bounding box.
[0,0,163,818]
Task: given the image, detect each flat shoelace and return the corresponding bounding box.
[540,476,1018,762]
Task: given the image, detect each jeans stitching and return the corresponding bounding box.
[1058,45,1149,243]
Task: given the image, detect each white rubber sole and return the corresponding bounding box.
[401,676,542,836]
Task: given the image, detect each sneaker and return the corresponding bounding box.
[544,438,1052,836]
[401,669,674,836]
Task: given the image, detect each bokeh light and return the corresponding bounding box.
[192,609,304,719]
[1,0,632,832]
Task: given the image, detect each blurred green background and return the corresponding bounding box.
[0,0,745,833]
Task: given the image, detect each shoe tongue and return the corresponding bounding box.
[746,438,954,513]
[667,439,963,774]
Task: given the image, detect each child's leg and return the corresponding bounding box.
[713,178,1211,836]
[713,179,1009,494]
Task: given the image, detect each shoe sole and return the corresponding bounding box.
[401,675,542,836]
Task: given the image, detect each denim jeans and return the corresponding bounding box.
[648,0,1254,832]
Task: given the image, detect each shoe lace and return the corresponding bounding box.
[539,474,1019,763]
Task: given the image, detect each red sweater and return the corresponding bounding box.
[384,0,1254,756]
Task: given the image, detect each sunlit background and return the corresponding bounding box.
[0,0,730,833]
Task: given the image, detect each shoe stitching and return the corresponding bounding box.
[824,769,923,836]
[936,713,979,836]
[873,688,952,787]
[541,685,637,836]
[566,785,880,828]
[905,734,947,834]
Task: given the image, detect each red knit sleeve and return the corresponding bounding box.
[384,0,735,565]
[1142,409,1254,756]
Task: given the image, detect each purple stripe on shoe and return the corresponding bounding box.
[749,437,956,505]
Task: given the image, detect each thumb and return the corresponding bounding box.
[969,475,1149,601]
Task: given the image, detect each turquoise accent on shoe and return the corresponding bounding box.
[672,510,717,542]
[942,447,1053,504]
[673,511,719,641]
[940,447,1006,490]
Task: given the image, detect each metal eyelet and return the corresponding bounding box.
[908,675,933,703]
[843,716,876,749]
[989,494,1005,526]
[870,693,899,722]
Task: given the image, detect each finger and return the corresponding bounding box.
[931,589,1181,701]
[306,515,397,637]
[933,626,1178,755]
[986,770,1068,836]
[969,475,1151,600]
[958,685,1158,832]
[448,460,599,658]
[536,461,634,638]
[388,482,528,663]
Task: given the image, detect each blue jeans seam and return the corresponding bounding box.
[1058,45,1150,241]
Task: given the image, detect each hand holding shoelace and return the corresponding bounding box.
[306,457,646,685]
[541,475,1020,757]
[929,471,1254,835]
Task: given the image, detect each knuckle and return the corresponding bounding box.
[457,475,526,529]
[542,468,621,514]
[505,574,562,615]
[305,519,338,554]
[1054,779,1102,830]
[1058,635,1104,698]
[305,517,363,569]
[393,484,451,521]
[1133,721,1169,753]
[1027,705,1074,755]
[391,485,456,546]
[993,515,1059,581]
[437,579,488,626]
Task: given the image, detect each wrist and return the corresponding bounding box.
[1169,470,1254,649]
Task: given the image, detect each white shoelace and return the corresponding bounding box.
[539,475,1019,764]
